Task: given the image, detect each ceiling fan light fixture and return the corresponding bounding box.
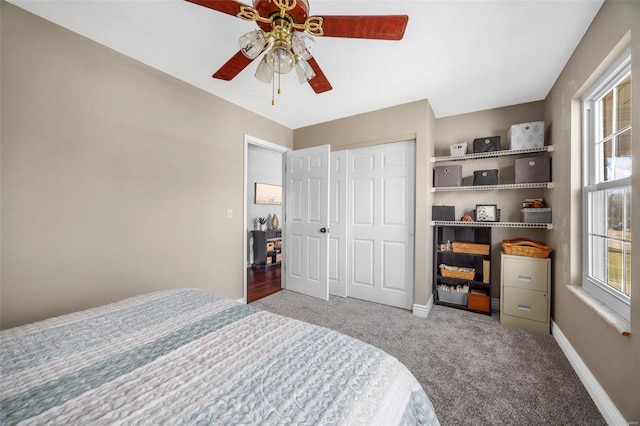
[238,30,267,60]
[268,44,295,75]
[291,32,312,60]
[295,57,315,83]
[254,55,274,83]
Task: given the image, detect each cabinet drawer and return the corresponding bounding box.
[503,287,548,323]
[502,256,549,292]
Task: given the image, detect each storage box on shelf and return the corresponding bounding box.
[433,165,462,187]
[468,290,491,312]
[449,142,468,156]
[508,121,545,150]
[432,205,456,221]
[452,241,489,255]
[473,169,499,186]
[437,283,469,305]
[473,136,501,153]
[440,265,475,280]
[514,155,551,183]
[521,207,552,223]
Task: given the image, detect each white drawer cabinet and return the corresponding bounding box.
[500,253,551,333]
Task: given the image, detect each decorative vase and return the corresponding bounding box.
[271,214,279,230]
[259,223,266,231]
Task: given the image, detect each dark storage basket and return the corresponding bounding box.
[433,205,455,221]
[473,136,500,153]
[473,169,499,186]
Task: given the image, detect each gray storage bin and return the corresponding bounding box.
[473,169,499,185]
[438,288,469,305]
[432,205,455,221]
[514,155,551,183]
[434,165,462,187]
[473,136,500,153]
[521,208,552,223]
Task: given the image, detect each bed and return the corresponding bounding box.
[1,288,439,425]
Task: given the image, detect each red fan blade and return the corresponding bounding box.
[307,58,332,94]
[212,50,256,80]
[185,0,249,17]
[319,15,408,40]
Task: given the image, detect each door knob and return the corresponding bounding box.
[320,227,328,233]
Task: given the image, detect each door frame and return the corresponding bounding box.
[243,134,289,303]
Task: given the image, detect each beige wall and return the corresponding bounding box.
[545,0,639,421]
[434,102,547,298]
[294,100,434,306]
[0,3,293,329]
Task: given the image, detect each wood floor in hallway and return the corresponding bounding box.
[247,264,281,303]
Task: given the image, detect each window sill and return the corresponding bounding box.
[566,285,631,336]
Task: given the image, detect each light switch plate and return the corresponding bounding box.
[226,208,233,219]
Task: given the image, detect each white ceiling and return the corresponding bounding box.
[8,0,603,129]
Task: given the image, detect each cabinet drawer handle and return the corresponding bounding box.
[517,275,532,281]
[517,304,532,312]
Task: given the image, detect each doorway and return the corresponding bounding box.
[243,135,288,303]
[243,137,416,310]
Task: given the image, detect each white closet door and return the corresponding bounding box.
[347,141,415,309]
[329,150,348,297]
[284,145,330,300]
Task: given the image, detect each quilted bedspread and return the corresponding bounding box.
[0,288,439,425]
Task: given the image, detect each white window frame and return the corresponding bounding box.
[581,48,631,321]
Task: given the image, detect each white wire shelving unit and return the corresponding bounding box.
[431,220,553,230]
[431,145,554,163]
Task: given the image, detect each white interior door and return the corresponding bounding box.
[284,145,330,300]
[347,141,415,309]
[329,150,348,297]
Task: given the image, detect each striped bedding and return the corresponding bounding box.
[1,288,439,425]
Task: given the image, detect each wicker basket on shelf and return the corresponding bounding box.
[439,265,475,280]
[502,237,552,258]
[452,241,490,255]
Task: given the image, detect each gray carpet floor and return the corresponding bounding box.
[252,290,605,426]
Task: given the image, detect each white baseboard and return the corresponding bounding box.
[413,295,434,318]
[551,320,626,425]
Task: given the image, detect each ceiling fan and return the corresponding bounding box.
[186,0,408,103]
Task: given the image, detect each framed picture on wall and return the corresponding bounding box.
[255,183,282,205]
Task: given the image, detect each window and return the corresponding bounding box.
[582,49,631,320]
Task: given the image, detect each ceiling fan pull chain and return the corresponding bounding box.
[278,71,282,95]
